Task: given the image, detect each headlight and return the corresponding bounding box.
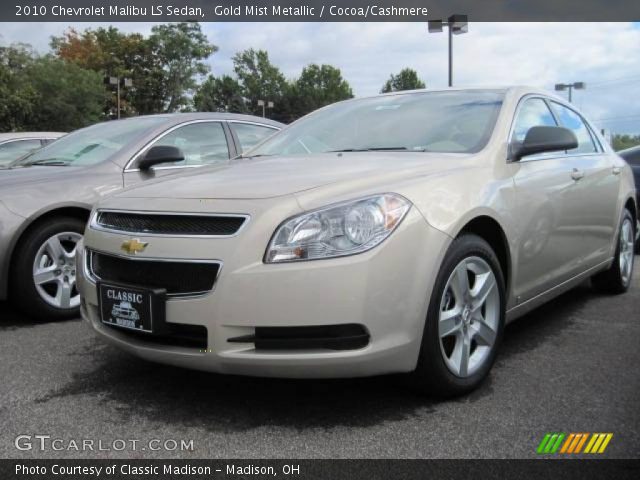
[265,194,411,263]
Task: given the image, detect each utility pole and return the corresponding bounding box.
[428,15,469,87]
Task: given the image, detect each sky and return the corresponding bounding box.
[1,22,639,134]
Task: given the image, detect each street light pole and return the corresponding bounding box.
[448,24,453,87]
[104,76,133,119]
[428,15,468,88]
[257,99,274,118]
[554,82,585,103]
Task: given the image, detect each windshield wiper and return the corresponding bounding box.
[25,159,70,166]
[329,147,409,152]
[238,153,275,159]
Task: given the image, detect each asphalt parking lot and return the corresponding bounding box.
[0,261,638,459]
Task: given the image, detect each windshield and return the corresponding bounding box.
[250,90,504,157]
[12,117,167,167]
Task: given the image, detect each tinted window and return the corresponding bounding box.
[0,139,43,165]
[511,98,557,148]
[15,117,166,167]
[251,90,504,156]
[550,102,597,154]
[149,122,229,166]
[231,123,278,153]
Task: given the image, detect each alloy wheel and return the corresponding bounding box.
[32,232,82,309]
[619,218,635,286]
[439,256,500,378]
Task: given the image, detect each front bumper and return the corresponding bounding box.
[0,200,25,300]
[78,197,451,378]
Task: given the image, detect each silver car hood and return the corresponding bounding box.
[113,152,471,200]
[0,165,93,190]
[0,163,124,218]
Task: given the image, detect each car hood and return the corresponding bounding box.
[0,165,88,189]
[0,163,124,218]
[114,152,472,200]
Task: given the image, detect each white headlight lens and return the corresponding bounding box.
[344,202,384,245]
[265,194,411,263]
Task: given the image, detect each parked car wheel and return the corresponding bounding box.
[11,216,85,320]
[592,209,635,294]
[410,234,506,397]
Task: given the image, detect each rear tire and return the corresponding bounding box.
[409,234,506,398]
[11,216,85,320]
[592,209,635,294]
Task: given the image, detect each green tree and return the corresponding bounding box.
[149,22,217,112]
[193,74,247,113]
[0,44,104,131]
[381,68,425,93]
[0,44,37,131]
[289,64,353,120]
[50,27,150,117]
[233,49,287,118]
[50,22,217,115]
[22,56,105,131]
[611,134,640,151]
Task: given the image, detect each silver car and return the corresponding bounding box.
[0,113,282,319]
[78,88,636,396]
[0,132,66,166]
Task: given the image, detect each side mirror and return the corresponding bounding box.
[513,126,578,160]
[137,146,184,170]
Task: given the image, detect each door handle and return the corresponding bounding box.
[571,168,584,181]
[612,166,621,175]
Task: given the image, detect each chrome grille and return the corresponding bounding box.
[94,211,247,236]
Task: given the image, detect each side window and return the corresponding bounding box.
[150,122,229,166]
[0,139,43,163]
[231,123,278,153]
[550,102,597,154]
[511,98,557,150]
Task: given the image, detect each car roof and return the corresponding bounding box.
[0,132,66,141]
[122,112,284,128]
[318,86,569,111]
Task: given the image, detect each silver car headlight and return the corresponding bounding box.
[265,194,411,263]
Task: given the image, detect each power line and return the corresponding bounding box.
[586,74,640,89]
[592,113,640,122]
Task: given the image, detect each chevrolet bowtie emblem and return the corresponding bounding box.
[121,238,148,255]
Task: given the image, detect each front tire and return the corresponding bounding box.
[592,209,635,294]
[410,234,506,397]
[11,216,85,320]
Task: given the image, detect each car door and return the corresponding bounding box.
[510,97,589,303]
[548,101,619,267]
[123,120,236,187]
[228,121,280,155]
